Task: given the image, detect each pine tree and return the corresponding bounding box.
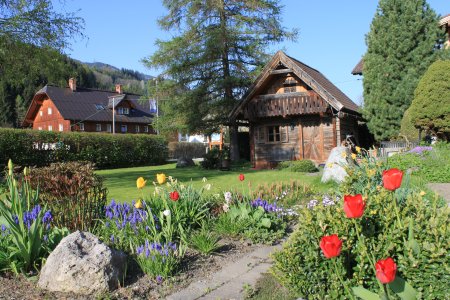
[362,0,443,140]
[144,0,297,159]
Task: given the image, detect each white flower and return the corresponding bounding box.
[222,203,230,212]
[163,209,171,217]
[204,183,211,191]
[202,177,208,183]
[224,192,232,204]
[155,187,162,195]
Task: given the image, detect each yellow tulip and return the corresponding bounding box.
[135,199,143,209]
[351,153,357,160]
[341,152,347,158]
[136,177,147,189]
[355,146,361,153]
[156,173,167,185]
[419,190,426,196]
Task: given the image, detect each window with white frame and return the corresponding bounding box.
[59,124,63,132]
[38,126,42,131]
[96,124,102,132]
[106,124,112,133]
[48,125,53,131]
[144,126,149,133]
[79,123,84,131]
[39,110,43,117]
[117,107,130,115]
[48,107,52,115]
[135,125,140,133]
[121,125,127,133]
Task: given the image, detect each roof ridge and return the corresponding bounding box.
[46,84,142,96]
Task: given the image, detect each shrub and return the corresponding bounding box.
[189,223,220,255]
[272,155,449,299]
[201,147,221,169]
[30,162,107,231]
[277,160,318,173]
[0,128,167,169]
[387,143,450,183]
[168,142,206,159]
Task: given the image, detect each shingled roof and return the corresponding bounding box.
[230,50,360,120]
[23,85,153,127]
[351,59,364,75]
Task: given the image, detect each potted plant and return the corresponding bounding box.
[220,147,231,170]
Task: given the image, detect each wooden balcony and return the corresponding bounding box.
[244,92,328,120]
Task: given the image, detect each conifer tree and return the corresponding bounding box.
[362,0,443,140]
[144,0,297,159]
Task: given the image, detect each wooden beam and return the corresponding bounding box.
[269,68,293,75]
[258,92,309,100]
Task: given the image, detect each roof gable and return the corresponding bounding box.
[230,51,360,119]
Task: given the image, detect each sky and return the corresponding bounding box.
[55,0,449,105]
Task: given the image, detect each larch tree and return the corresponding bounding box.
[362,0,443,141]
[144,0,297,160]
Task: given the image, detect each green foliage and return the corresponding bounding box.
[30,162,107,231]
[0,128,167,169]
[0,161,54,274]
[277,160,318,173]
[145,0,297,133]
[200,147,222,169]
[399,108,420,142]
[272,156,449,299]
[189,222,221,255]
[408,60,450,139]
[387,143,450,183]
[215,201,286,244]
[362,0,443,140]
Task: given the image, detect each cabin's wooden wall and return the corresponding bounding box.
[339,115,359,145]
[251,115,335,168]
[33,98,71,132]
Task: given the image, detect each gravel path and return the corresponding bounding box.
[427,183,450,205]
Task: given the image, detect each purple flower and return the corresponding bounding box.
[42,210,52,224]
[156,275,163,284]
[1,224,6,232]
[110,234,115,243]
[408,146,433,155]
[307,199,318,209]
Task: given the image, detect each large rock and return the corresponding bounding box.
[321,146,353,183]
[176,157,195,168]
[38,231,127,295]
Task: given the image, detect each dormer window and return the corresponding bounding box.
[117,107,129,115]
[283,78,297,93]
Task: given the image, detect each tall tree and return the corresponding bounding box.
[408,59,450,140]
[0,0,84,49]
[362,0,443,141]
[144,0,297,159]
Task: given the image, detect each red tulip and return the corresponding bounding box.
[320,234,342,259]
[169,191,179,201]
[343,194,366,218]
[382,168,403,191]
[375,257,397,284]
[239,174,245,181]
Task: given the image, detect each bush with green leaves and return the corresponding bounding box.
[272,156,449,299]
[200,147,221,169]
[30,161,107,231]
[0,128,167,169]
[215,200,287,244]
[277,159,318,173]
[387,143,450,183]
[189,222,220,255]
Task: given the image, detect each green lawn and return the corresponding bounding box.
[96,163,333,202]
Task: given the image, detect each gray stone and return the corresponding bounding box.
[321,146,353,183]
[38,231,127,295]
[176,157,195,168]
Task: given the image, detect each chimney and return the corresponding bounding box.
[115,84,122,94]
[69,78,76,91]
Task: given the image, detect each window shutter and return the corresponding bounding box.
[281,126,288,143]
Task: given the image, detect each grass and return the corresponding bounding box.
[248,272,296,300]
[96,163,334,203]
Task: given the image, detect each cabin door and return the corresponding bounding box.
[302,119,321,161]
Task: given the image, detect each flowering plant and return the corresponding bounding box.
[135,240,180,279]
[0,161,53,274]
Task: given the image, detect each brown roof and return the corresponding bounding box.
[351,58,364,75]
[230,51,360,119]
[23,85,154,126]
[287,55,360,113]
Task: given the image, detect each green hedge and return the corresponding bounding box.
[0,128,167,169]
[277,159,318,173]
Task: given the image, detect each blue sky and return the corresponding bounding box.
[56,0,448,105]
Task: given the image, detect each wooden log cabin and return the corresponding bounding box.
[230,51,361,168]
